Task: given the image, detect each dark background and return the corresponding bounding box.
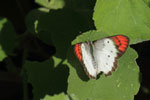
[0,0,150,100]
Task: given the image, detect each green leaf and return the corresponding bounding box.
[93,0,150,44]
[0,45,7,61]
[72,30,108,45]
[143,0,150,6]
[41,93,69,100]
[25,8,48,34]
[24,58,69,100]
[35,0,65,10]
[67,45,140,100]
[0,18,16,61]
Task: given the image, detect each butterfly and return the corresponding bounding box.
[74,35,129,79]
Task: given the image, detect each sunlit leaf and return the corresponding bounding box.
[93,0,150,44]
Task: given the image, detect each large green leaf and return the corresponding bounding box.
[93,0,150,44]
[41,93,69,100]
[0,18,16,61]
[35,0,65,9]
[72,30,108,45]
[143,0,150,6]
[67,37,140,100]
[24,57,69,100]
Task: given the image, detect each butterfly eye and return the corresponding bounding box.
[111,51,113,53]
[108,55,110,57]
[107,41,110,43]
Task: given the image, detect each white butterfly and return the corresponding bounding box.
[74,35,129,79]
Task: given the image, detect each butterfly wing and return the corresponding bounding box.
[74,43,97,79]
[74,35,129,79]
[93,35,129,76]
[112,35,129,57]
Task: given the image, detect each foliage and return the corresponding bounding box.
[67,46,139,100]
[41,93,69,100]
[35,0,65,9]
[0,18,16,61]
[0,0,150,100]
[93,0,150,44]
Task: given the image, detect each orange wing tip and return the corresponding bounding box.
[112,35,129,52]
[116,35,129,41]
[112,37,120,46]
[74,44,82,62]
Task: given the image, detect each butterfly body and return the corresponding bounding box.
[74,35,129,79]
